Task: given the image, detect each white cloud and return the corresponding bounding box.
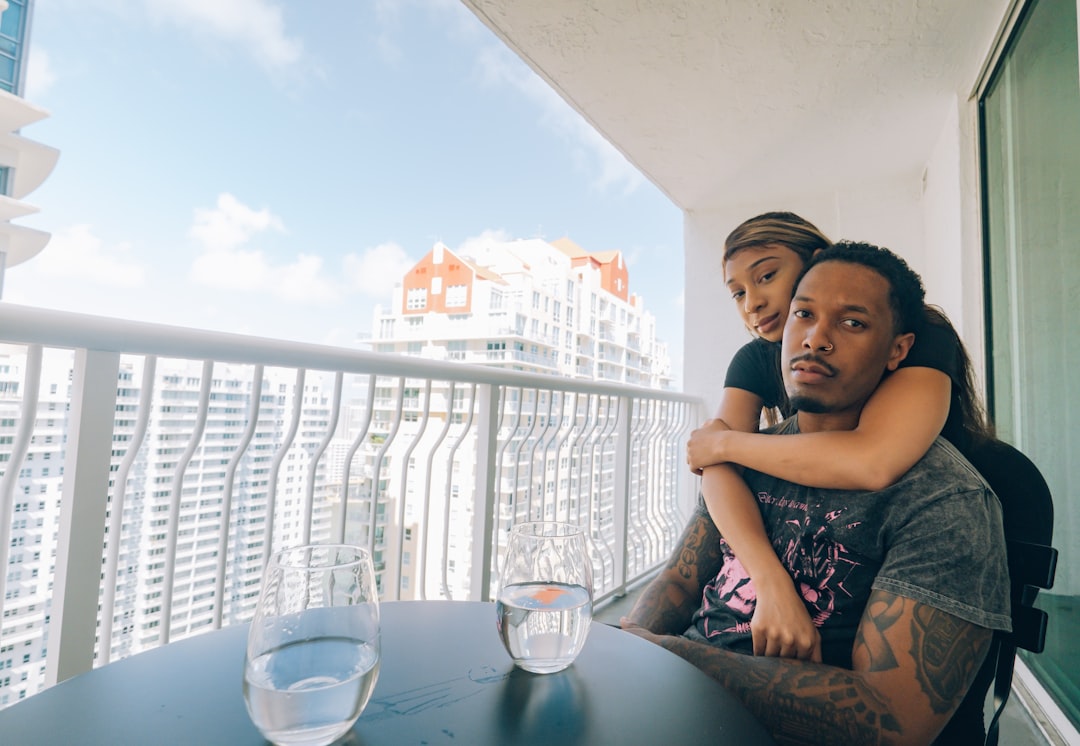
[456,228,511,257]
[343,242,415,296]
[27,224,146,287]
[188,193,336,303]
[189,193,285,252]
[25,48,57,98]
[144,0,302,70]
[475,44,643,195]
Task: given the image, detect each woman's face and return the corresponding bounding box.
[724,243,808,342]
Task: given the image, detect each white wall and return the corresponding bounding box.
[921,94,989,387]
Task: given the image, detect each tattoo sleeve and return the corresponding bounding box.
[654,590,993,746]
[909,603,990,714]
[624,511,723,634]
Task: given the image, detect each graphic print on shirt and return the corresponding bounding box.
[699,491,863,642]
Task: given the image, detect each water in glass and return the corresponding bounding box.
[243,544,380,746]
[496,522,593,674]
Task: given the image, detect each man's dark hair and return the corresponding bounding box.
[798,241,926,335]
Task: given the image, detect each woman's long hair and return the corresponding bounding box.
[723,211,831,265]
[923,305,996,448]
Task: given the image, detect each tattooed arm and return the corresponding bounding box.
[629,590,992,746]
[620,509,724,635]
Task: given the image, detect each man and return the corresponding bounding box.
[622,243,1010,745]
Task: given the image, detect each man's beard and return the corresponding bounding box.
[788,394,831,413]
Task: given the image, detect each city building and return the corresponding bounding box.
[0,0,57,298]
[373,237,672,389]
[366,236,677,601]
[0,350,336,705]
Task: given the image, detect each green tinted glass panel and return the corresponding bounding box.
[981,0,1080,730]
[0,3,21,40]
[0,55,15,89]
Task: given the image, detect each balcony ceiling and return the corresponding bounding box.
[463,0,1011,210]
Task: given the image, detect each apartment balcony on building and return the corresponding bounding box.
[0,1,1076,744]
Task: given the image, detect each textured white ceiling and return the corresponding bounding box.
[463,0,1012,210]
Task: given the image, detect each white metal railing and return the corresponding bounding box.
[0,302,703,707]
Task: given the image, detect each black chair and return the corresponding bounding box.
[934,438,1058,746]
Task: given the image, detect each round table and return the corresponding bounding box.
[0,601,775,745]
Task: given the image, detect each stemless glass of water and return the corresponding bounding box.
[496,521,593,674]
[243,544,380,746]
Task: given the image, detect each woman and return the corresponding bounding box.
[687,211,993,661]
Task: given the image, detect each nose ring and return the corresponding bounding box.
[822,343,833,352]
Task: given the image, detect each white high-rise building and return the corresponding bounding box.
[365,237,676,601]
[0,351,335,705]
[372,237,673,388]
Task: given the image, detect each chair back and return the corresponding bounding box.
[934,438,1058,746]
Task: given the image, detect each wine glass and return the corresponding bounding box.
[243,544,380,746]
[496,521,594,674]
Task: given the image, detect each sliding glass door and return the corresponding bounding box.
[981,0,1080,728]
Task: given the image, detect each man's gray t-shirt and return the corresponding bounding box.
[688,420,1012,668]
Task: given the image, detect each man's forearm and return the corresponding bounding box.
[623,568,701,633]
[646,591,992,746]
[656,635,896,745]
[623,511,722,634]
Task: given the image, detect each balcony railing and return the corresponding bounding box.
[0,302,702,707]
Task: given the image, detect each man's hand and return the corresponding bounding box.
[751,573,822,662]
[687,418,733,474]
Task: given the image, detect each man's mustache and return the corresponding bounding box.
[788,353,838,377]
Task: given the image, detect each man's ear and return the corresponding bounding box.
[885,332,915,371]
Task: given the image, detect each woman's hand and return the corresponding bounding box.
[687,418,733,474]
[751,572,822,661]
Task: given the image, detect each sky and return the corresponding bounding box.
[9,0,685,382]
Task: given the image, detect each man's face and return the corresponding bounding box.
[782,260,914,420]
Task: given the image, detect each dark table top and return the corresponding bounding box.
[0,600,775,745]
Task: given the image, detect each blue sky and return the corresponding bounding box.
[10,0,684,380]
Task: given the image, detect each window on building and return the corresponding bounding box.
[406,287,427,310]
[447,340,467,360]
[446,284,468,307]
[490,289,504,310]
